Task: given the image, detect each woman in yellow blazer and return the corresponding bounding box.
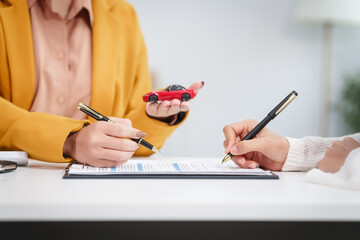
[0,0,201,166]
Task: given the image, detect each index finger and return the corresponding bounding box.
[223,120,259,153]
[108,117,132,127]
[104,123,146,139]
[223,124,238,153]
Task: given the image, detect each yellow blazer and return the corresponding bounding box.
[0,0,182,162]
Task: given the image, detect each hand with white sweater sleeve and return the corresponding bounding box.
[222,119,360,173]
[282,133,360,171]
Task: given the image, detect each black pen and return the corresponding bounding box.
[77,103,160,153]
[222,90,298,164]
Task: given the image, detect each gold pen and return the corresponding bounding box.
[77,103,160,153]
[65,160,75,172]
[222,91,298,164]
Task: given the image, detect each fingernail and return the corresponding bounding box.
[230,146,238,154]
[249,162,257,168]
[237,159,245,165]
[136,131,146,138]
[201,81,205,88]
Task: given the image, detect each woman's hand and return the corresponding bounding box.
[318,137,360,173]
[145,81,204,123]
[63,117,146,167]
[223,119,289,171]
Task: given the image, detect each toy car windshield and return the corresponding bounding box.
[164,85,186,91]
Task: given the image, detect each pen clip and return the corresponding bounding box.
[77,102,115,123]
[77,103,104,120]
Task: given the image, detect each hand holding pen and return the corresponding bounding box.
[77,103,160,153]
[223,119,290,170]
[222,91,298,170]
[63,105,157,168]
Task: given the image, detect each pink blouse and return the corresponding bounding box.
[28,0,93,120]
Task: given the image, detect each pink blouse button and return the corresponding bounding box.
[57,97,64,104]
[57,53,64,60]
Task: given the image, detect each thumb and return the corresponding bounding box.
[230,138,267,156]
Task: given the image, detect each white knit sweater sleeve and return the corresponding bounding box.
[281,133,360,171]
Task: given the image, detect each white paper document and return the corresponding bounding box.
[67,158,273,177]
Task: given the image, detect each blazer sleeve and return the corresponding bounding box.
[0,98,90,163]
[122,7,187,156]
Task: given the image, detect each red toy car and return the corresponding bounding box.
[143,85,197,103]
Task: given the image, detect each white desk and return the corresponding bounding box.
[1,158,360,221]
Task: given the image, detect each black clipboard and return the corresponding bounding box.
[63,160,279,180]
[63,172,279,179]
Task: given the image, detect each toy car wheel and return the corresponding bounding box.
[149,94,158,103]
[181,93,191,102]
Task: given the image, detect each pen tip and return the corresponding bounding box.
[221,154,231,164]
[152,147,161,154]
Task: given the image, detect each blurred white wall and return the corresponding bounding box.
[128,0,360,157]
[331,26,360,136]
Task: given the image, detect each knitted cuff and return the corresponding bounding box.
[282,137,306,171]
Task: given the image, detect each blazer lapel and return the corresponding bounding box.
[1,0,122,114]
[90,0,122,117]
[0,0,35,110]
